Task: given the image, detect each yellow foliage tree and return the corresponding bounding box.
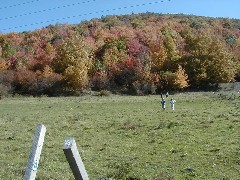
[0,59,8,71]
[44,42,55,57]
[54,34,93,90]
[173,65,189,89]
[208,39,236,83]
[103,46,126,66]
[149,42,167,71]
[183,33,237,87]
[42,65,54,78]
[101,37,127,67]
[63,62,89,90]
[54,34,93,73]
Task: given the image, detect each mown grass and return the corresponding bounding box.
[0,92,239,179]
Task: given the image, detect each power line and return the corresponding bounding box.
[0,0,97,21]
[1,0,168,31]
[0,0,40,10]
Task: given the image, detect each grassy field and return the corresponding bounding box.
[0,92,239,179]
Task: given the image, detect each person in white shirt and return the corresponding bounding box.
[170,98,176,111]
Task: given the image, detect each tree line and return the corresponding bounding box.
[0,13,240,96]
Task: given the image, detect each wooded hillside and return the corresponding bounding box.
[0,13,240,96]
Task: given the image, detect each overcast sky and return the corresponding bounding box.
[0,0,240,34]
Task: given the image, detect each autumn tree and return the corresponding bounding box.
[127,38,143,57]
[1,13,240,95]
[90,71,109,90]
[0,59,8,71]
[181,33,237,88]
[38,65,63,95]
[53,34,93,90]
[163,33,180,70]
[173,65,189,89]
[96,37,127,68]
[148,40,167,71]
[109,56,143,89]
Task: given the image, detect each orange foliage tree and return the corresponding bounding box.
[173,65,189,89]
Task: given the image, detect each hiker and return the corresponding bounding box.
[166,91,169,98]
[161,98,166,110]
[170,98,176,111]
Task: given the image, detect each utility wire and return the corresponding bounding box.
[0,0,40,10]
[0,0,97,21]
[2,0,168,31]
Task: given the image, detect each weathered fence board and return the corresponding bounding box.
[24,124,46,180]
[63,136,89,180]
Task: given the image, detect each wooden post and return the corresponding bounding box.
[24,124,46,180]
[63,136,89,180]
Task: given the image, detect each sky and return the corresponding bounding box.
[0,0,240,34]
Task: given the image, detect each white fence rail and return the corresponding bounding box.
[24,124,46,180]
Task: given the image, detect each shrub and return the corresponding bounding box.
[99,90,111,96]
[0,70,15,96]
[91,71,110,91]
[14,68,62,96]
